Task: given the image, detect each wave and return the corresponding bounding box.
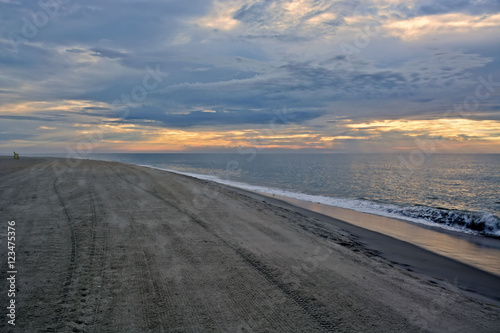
[142,165,500,237]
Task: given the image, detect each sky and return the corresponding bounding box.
[1,0,500,154]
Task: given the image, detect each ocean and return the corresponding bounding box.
[86,153,500,238]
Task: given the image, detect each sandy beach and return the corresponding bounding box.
[0,157,499,332]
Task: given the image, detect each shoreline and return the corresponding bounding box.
[24,153,500,239]
[1,157,499,332]
[258,192,500,276]
[134,162,500,276]
[117,162,500,240]
[232,186,500,301]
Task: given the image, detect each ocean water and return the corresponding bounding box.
[87,153,500,238]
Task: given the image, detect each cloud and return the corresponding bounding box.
[0,0,499,153]
[384,13,500,40]
[119,106,325,128]
[415,0,500,16]
[90,47,128,59]
[0,115,61,122]
[66,48,87,54]
[196,0,346,40]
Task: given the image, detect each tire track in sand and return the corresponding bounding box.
[79,166,110,332]
[110,164,332,332]
[51,163,111,332]
[52,169,77,332]
[102,164,203,331]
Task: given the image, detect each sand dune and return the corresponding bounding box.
[0,157,499,332]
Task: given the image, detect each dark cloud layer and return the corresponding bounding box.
[119,107,325,128]
[0,115,60,122]
[90,48,128,59]
[415,0,500,16]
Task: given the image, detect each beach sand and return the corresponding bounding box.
[0,157,499,332]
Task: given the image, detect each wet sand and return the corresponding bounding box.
[255,193,500,276]
[0,157,499,332]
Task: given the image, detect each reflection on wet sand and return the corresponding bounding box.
[263,193,500,277]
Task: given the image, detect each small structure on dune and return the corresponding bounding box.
[13,151,19,160]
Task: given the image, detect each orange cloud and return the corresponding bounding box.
[384,13,500,40]
[346,118,500,140]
